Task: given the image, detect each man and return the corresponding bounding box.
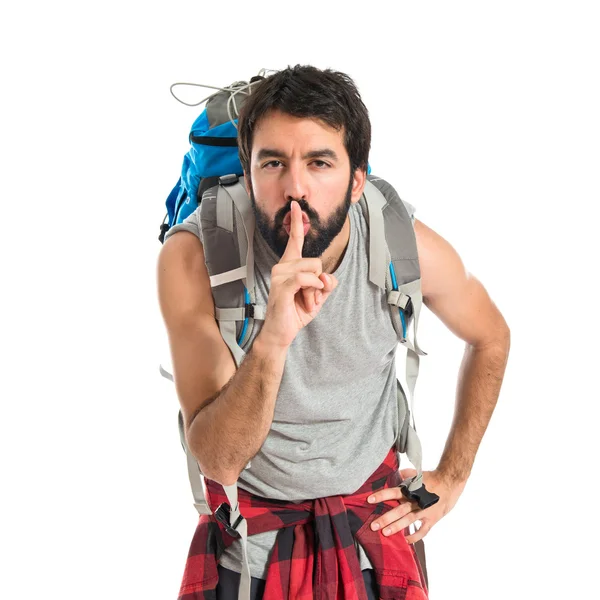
[157,65,510,599]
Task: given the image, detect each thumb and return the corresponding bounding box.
[400,468,418,481]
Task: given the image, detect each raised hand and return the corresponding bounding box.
[258,201,338,350]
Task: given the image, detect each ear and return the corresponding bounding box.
[350,168,367,205]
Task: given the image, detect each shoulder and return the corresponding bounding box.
[163,207,203,244]
[413,218,510,346]
[157,219,212,326]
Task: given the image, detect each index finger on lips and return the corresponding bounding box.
[281,201,304,261]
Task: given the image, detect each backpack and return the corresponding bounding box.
[159,74,438,595]
[158,75,268,244]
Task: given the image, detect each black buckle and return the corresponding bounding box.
[400,483,440,510]
[402,296,414,320]
[244,303,255,319]
[214,503,243,537]
[158,223,170,244]
[219,174,239,186]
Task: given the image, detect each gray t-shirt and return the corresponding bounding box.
[165,197,416,578]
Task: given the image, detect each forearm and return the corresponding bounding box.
[188,333,288,485]
[437,334,511,485]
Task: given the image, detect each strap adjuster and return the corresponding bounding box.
[219,174,239,186]
[244,303,255,319]
[214,503,243,537]
[388,292,414,319]
[399,482,440,510]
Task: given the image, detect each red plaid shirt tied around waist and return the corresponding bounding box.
[178,447,429,599]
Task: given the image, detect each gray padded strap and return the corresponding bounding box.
[223,483,252,600]
[362,180,388,290]
[215,306,267,321]
[218,181,256,295]
[216,190,234,232]
[178,412,211,515]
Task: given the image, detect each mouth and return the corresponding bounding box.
[284,222,311,235]
[283,210,310,227]
[283,210,311,235]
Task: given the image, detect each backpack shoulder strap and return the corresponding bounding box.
[199,175,266,369]
[360,176,437,506]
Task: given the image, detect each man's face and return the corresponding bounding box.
[246,109,364,259]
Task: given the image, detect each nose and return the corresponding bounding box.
[282,162,308,203]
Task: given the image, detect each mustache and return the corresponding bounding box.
[275,199,319,226]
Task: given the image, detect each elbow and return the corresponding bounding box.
[206,470,240,487]
[187,437,241,487]
[185,410,245,487]
[197,460,241,487]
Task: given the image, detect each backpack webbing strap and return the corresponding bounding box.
[396,279,427,427]
[222,483,252,600]
[210,265,248,288]
[177,411,211,515]
[215,306,267,321]
[219,320,246,366]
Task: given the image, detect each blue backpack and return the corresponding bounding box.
[158,76,267,243]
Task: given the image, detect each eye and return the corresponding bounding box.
[312,160,330,168]
[263,160,283,169]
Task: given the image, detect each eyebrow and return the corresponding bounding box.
[255,148,339,162]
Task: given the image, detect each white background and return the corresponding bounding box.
[1,1,599,598]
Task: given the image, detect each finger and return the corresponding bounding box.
[404,520,432,545]
[303,287,314,312]
[288,273,325,297]
[367,486,407,505]
[319,273,338,293]
[281,201,304,261]
[371,501,415,532]
[400,468,418,480]
[380,508,427,537]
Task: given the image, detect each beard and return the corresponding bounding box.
[249,175,354,259]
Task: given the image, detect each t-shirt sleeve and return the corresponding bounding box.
[163,207,203,244]
[401,199,416,225]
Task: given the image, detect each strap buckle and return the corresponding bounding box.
[399,482,440,510]
[244,303,255,319]
[388,291,414,320]
[403,296,414,320]
[219,174,239,186]
[214,503,243,537]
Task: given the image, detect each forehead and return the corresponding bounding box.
[251,109,347,156]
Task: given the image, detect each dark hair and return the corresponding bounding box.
[237,65,371,175]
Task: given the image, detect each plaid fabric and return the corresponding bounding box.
[178,447,429,600]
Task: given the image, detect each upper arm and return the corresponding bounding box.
[157,231,237,430]
[414,218,510,348]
